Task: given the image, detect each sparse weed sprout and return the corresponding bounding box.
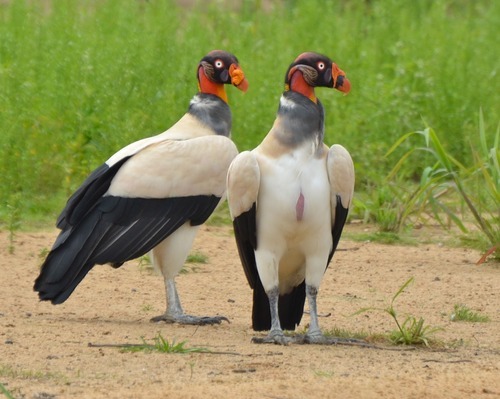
[450,304,490,323]
[121,333,209,354]
[353,277,442,346]
[186,252,208,264]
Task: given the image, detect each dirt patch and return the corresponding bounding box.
[1,225,499,398]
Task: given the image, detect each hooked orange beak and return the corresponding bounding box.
[332,63,350,94]
[229,64,249,92]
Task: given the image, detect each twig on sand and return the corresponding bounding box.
[251,335,417,351]
[88,342,242,355]
[87,342,282,356]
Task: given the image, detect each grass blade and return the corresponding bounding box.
[391,277,414,305]
[0,382,15,399]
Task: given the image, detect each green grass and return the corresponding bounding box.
[385,119,499,257]
[207,202,233,226]
[450,304,490,322]
[0,382,15,399]
[346,230,416,245]
[185,252,208,264]
[0,364,68,384]
[323,327,369,341]
[180,251,208,274]
[120,333,209,354]
[312,369,334,378]
[0,0,498,246]
[136,251,207,274]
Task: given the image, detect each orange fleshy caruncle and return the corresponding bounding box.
[229,64,249,92]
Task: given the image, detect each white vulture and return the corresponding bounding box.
[227,52,354,344]
[34,50,248,325]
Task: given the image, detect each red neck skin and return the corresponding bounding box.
[198,67,228,103]
[289,71,316,103]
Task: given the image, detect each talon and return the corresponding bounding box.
[150,315,176,324]
[304,329,324,343]
[150,314,229,326]
[252,331,291,345]
[198,316,230,325]
[304,333,327,344]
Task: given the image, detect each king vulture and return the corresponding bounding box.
[34,50,248,325]
[227,52,354,344]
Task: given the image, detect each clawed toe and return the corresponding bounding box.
[150,314,229,325]
[252,331,292,345]
[252,331,369,346]
[150,314,175,323]
[305,334,369,345]
[194,316,230,325]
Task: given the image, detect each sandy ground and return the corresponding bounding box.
[1,223,499,399]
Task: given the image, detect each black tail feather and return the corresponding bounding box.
[252,281,271,331]
[251,278,306,331]
[278,281,306,330]
[34,211,107,304]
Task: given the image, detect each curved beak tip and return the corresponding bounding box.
[236,78,249,92]
[337,77,351,94]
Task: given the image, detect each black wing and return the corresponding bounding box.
[56,157,131,229]
[327,194,349,266]
[35,194,220,304]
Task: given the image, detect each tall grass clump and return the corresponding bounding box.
[0,0,498,227]
[385,111,499,259]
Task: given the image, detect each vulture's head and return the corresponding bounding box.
[198,50,248,102]
[285,52,350,101]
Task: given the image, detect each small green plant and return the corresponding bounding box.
[187,361,195,380]
[206,202,232,226]
[5,194,22,254]
[388,315,440,346]
[179,251,208,274]
[185,252,208,264]
[141,304,154,312]
[312,369,334,378]
[38,247,49,261]
[0,382,15,399]
[450,304,490,323]
[352,186,403,233]
[0,364,68,384]
[354,277,442,346]
[323,327,369,341]
[121,333,209,354]
[137,254,155,274]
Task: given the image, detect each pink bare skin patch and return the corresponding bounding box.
[296,192,305,221]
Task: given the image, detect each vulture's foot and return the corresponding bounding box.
[251,330,292,345]
[304,330,327,344]
[304,334,369,346]
[150,313,229,325]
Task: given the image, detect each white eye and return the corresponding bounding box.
[215,59,224,68]
[317,62,325,70]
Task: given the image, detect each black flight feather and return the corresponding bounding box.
[34,194,220,304]
[327,195,349,266]
[56,156,131,229]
